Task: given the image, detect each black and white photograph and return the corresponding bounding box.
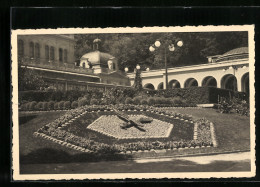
[11,26,255,180]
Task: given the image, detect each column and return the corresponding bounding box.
[217,78,222,89]
[236,75,242,92]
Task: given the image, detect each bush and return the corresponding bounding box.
[140,99,148,105]
[35,102,44,110]
[231,97,249,116]
[171,97,184,106]
[100,99,107,105]
[58,101,65,110]
[29,101,37,111]
[42,102,48,110]
[54,102,59,110]
[48,101,55,110]
[64,101,71,109]
[71,101,78,109]
[20,103,27,111]
[125,97,133,104]
[147,97,155,106]
[218,97,232,113]
[153,97,162,104]
[90,98,99,105]
[78,98,89,107]
[133,96,142,105]
[24,102,30,110]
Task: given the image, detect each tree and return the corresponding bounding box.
[18,64,48,91]
[133,69,142,91]
[74,32,248,72]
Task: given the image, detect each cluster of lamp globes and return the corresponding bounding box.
[124,65,149,73]
[149,40,183,52]
[124,40,183,73]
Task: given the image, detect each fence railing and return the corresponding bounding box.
[19,56,94,74]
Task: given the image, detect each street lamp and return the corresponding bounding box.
[124,67,129,72]
[149,39,183,90]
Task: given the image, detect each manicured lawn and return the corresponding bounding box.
[19,111,133,165]
[164,108,250,152]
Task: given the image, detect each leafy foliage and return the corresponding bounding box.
[18,64,48,91]
[74,32,248,71]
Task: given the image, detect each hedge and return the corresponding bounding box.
[19,90,100,102]
[19,87,248,105]
[145,87,248,104]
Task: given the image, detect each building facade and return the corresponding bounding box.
[128,47,250,94]
[17,35,131,91]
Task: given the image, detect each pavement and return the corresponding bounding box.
[20,151,251,174]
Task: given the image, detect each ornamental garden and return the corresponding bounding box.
[19,86,250,164]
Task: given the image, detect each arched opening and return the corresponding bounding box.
[35,43,40,59]
[82,62,86,68]
[241,72,249,95]
[29,42,34,58]
[202,76,217,87]
[64,49,68,62]
[169,79,181,88]
[144,83,155,90]
[50,46,55,61]
[184,78,198,88]
[18,39,24,57]
[59,48,63,62]
[158,82,164,90]
[221,74,237,91]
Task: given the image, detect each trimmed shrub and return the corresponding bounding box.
[90,98,99,105]
[48,101,55,110]
[58,101,65,110]
[171,97,183,106]
[64,101,71,109]
[35,102,44,110]
[147,97,155,106]
[71,101,78,109]
[133,96,142,105]
[140,99,148,105]
[29,101,37,111]
[42,102,48,110]
[20,103,27,111]
[78,98,89,107]
[54,102,59,110]
[100,99,107,105]
[125,97,133,104]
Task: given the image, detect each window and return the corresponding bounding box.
[59,48,63,62]
[50,46,54,60]
[35,43,40,59]
[64,49,68,62]
[45,45,49,61]
[82,62,85,68]
[18,40,24,56]
[29,42,34,58]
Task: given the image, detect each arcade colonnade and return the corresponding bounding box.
[128,59,249,93]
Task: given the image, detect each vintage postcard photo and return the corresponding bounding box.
[11,25,255,180]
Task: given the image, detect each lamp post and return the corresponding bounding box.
[149,40,183,90]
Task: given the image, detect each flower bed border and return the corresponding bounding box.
[34,105,216,154]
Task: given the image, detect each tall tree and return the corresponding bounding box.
[74,32,248,72]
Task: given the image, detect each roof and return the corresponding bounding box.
[215,47,248,63]
[222,47,248,56]
[80,51,115,65]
